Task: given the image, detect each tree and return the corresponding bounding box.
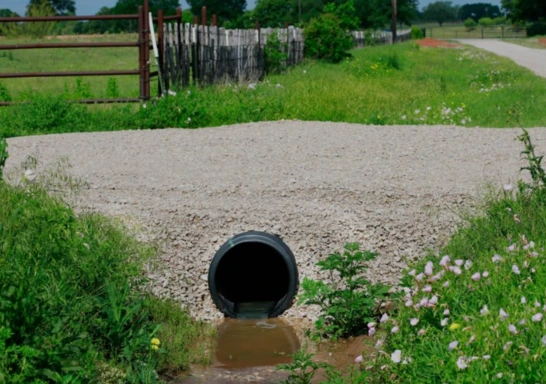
[253,0,292,27]
[186,0,246,24]
[0,9,19,17]
[502,0,546,21]
[459,3,501,22]
[28,0,75,15]
[423,1,457,26]
[349,0,417,29]
[112,0,181,16]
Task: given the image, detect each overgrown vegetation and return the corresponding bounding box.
[0,151,211,383]
[298,243,390,340]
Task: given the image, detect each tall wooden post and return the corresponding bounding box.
[143,0,150,99]
[391,0,397,44]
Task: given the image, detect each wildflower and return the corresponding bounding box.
[418,328,425,336]
[499,308,509,320]
[420,297,429,306]
[449,266,462,275]
[415,273,424,281]
[532,313,543,322]
[521,297,527,304]
[467,335,475,344]
[483,355,490,360]
[425,261,434,276]
[380,313,389,323]
[151,338,161,351]
[529,241,535,249]
[426,106,431,111]
[507,244,516,252]
[429,296,438,306]
[369,327,376,336]
[519,318,526,325]
[439,255,450,267]
[508,324,517,334]
[355,355,363,363]
[391,350,402,363]
[542,336,546,346]
[465,260,473,270]
[401,115,407,120]
[492,254,502,263]
[471,273,481,281]
[456,356,468,369]
[512,265,521,275]
[514,214,521,224]
[422,285,432,293]
[410,318,419,326]
[482,271,489,278]
[414,109,420,114]
[391,325,399,333]
[496,373,503,378]
[455,259,464,267]
[449,323,461,330]
[535,300,541,307]
[405,299,413,307]
[448,341,459,351]
[503,184,513,191]
[503,341,513,351]
[443,309,450,316]
[441,318,449,327]
[443,281,450,287]
[431,272,443,281]
[480,305,489,315]
[408,269,416,276]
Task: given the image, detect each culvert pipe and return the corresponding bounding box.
[208,231,299,318]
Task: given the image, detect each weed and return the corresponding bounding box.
[0,137,7,181]
[107,78,121,99]
[264,31,288,74]
[0,82,11,102]
[298,243,390,340]
[276,349,331,384]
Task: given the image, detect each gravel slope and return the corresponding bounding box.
[458,39,546,78]
[6,121,546,320]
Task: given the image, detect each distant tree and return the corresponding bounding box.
[112,0,181,16]
[0,9,19,17]
[459,3,501,21]
[28,0,76,15]
[502,0,546,21]
[253,0,292,27]
[186,0,246,24]
[423,1,457,26]
[352,0,418,29]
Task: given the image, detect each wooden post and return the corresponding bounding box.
[391,0,397,44]
[158,9,165,95]
[192,15,199,84]
[144,0,150,99]
[202,6,207,85]
[138,5,145,100]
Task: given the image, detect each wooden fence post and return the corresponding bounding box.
[138,5,145,100]
[144,0,150,99]
[158,9,165,95]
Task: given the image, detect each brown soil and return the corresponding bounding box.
[417,37,461,48]
[539,38,546,48]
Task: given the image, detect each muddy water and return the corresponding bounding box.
[172,318,370,384]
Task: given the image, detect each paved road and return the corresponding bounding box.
[458,39,546,78]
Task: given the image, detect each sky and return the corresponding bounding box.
[3,0,502,16]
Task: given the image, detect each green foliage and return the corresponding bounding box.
[0,137,7,182]
[187,0,246,25]
[264,31,288,74]
[464,17,478,28]
[253,0,291,28]
[323,0,360,31]
[0,82,11,102]
[502,0,546,22]
[304,13,353,63]
[423,1,457,26]
[298,243,390,340]
[410,26,423,39]
[527,21,546,36]
[458,2,501,21]
[28,0,75,15]
[10,0,56,39]
[276,350,331,384]
[478,16,494,27]
[107,78,121,99]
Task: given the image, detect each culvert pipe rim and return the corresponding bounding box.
[208,231,299,319]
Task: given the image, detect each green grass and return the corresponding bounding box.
[363,131,546,382]
[502,36,546,49]
[0,158,212,383]
[411,23,527,39]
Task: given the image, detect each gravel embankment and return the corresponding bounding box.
[6,121,546,320]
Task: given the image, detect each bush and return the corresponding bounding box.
[264,30,288,74]
[410,26,423,39]
[527,22,546,37]
[464,18,477,29]
[297,243,390,340]
[304,13,353,63]
[478,17,494,27]
[493,16,507,25]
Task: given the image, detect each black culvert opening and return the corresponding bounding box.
[208,231,299,319]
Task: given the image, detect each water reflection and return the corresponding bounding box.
[213,318,300,369]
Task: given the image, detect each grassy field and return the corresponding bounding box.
[412,22,527,39]
[1,36,546,137]
[502,36,546,49]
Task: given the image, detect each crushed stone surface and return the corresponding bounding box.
[6,121,546,321]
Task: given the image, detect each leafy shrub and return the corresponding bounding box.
[0,83,11,102]
[410,26,423,39]
[527,22,546,37]
[323,0,360,31]
[298,243,390,340]
[464,17,477,29]
[493,16,507,25]
[0,0,55,38]
[478,17,494,27]
[276,350,331,384]
[264,31,288,74]
[304,13,353,63]
[364,30,376,46]
[107,78,121,98]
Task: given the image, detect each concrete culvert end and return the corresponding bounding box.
[208,231,299,319]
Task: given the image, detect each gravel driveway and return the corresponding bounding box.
[6,122,546,320]
[458,39,546,78]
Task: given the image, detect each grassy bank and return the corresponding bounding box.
[1,40,546,137]
[363,130,546,382]
[0,153,212,383]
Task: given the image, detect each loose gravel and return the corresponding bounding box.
[6,122,546,321]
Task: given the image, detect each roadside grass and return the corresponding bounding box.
[1,40,546,137]
[0,157,212,383]
[502,37,546,49]
[365,130,546,382]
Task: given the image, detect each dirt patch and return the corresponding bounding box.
[417,38,461,48]
[539,38,546,48]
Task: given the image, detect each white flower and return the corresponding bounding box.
[471,272,480,281]
[482,271,489,278]
[439,255,450,267]
[415,273,424,281]
[418,328,425,336]
[456,356,468,370]
[391,325,399,333]
[532,313,543,322]
[401,115,407,120]
[503,183,514,191]
[405,299,413,307]
[492,254,503,263]
[408,269,416,276]
[519,318,527,325]
[448,341,459,351]
[480,305,489,315]
[443,309,450,316]
[464,260,473,270]
[441,318,449,326]
[497,373,503,378]
[367,322,376,328]
[467,335,475,344]
[422,285,432,293]
[391,350,402,363]
[499,308,509,320]
[24,169,36,182]
[429,296,438,306]
[508,324,517,334]
[420,297,429,306]
[414,109,420,114]
[380,313,389,323]
[443,281,450,287]
[512,265,521,274]
[355,355,363,363]
[529,241,535,249]
[521,297,527,304]
[455,259,464,267]
[535,300,541,307]
[503,341,512,350]
[424,261,434,276]
[449,266,462,275]
[483,355,490,360]
[542,336,546,346]
[410,318,419,326]
[507,244,516,252]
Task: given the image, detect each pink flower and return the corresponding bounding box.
[391,325,399,333]
[443,309,450,316]
[367,322,376,328]
[482,271,489,278]
[420,297,429,306]
[443,281,450,287]
[415,273,424,281]
[422,285,432,293]
[521,297,527,304]
[380,313,389,323]
[512,265,521,274]
[410,318,419,326]
[455,259,464,267]
[480,305,489,315]
[532,313,543,322]
[439,255,450,267]
[418,328,425,336]
[424,261,434,276]
[508,324,517,334]
[542,336,546,346]
[519,318,526,325]
[471,272,481,281]
[449,266,462,275]
[355,355,363,363]
[492,254,502,263]
[429,296,438,306]
[467,335,475,344]
[369,327,376,336]
[448,340,459,351]
[456,356,468,370]
[441,318,449,327]
[408,269,416,276]
[500,308,509,320]
[535,300,541,307]
[503,341,512,351]
[507,244,516,252]
[405,299,413,307]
